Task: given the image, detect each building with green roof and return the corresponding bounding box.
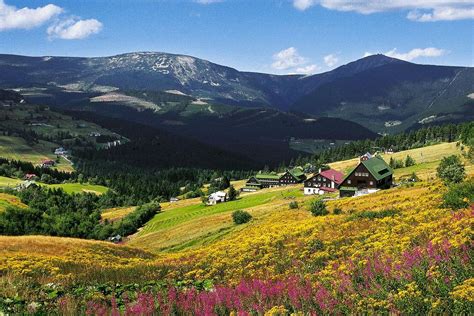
[339,155,393,197]
[242,168,307,191]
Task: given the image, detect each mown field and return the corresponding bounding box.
[0,176,108,195]
[0,136,73,172]
[44,182,109,195]
[129,186,305,252]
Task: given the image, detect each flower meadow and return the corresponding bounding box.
[81,239,473,315]
[1,179,473,314]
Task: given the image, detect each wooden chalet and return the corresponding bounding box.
[304,169,344,195]
[279,168,306,185]
[339,155,393,197]
[242,168,306,192]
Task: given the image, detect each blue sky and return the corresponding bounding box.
[0,0,472,74]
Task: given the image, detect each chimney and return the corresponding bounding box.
[318,168,322,173]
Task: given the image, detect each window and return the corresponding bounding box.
[369,181,373,185]
[348,180,351,184]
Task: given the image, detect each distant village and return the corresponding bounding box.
[196,152,395,206]
[242,152,393,198]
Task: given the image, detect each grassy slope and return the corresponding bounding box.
[0,176,108,195]
[0,136,73,172]
[0,193,27,211]
[129,186,305,252]
[101,206,136,222]
[44,183,108,195]
[329,142,463,179]
[0,143,471,289]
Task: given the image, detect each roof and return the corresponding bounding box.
[340,156,392,184]
[361,156,393,181]
[256,173,281,180]
[288,168,305,179]
[319,169,344,184]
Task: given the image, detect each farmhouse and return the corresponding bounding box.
[16,180,38,191]
[40,159,55,168]
[304,169,344,195]
[255,172,281,188]
[242,168,307,192]
[54,147,68,155]
[339,155,393,197]
[279,167,306,185]
[24,173,37,180]
[208,191,227,205]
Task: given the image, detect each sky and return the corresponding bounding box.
[0,0,472,74]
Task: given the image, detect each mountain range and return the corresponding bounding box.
[0,52,472,133]
[0,52,472,164]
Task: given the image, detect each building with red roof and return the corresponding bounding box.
[303,168,344,195]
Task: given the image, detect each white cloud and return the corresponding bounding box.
[323,54,338,67]
[407,7,474,21]
[271,47,320,74]
[293,0,315,10]
[295,64,320,74]
[47,18,102,40]
[0,0,62,31]
[384,47,447,61]
[271,47,307,70]
[292,0,474,21]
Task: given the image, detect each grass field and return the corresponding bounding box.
[0,193,26,211]
[329,142,463,178]
[44,183,109,195]
[0,176,22,188]
[0,136,73,172]
[0,176,108,195]
[101,206,136,222]
[129,185,306,252]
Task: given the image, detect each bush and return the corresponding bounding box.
[389,157,404,169]
[333,208,343,215]
[405,155,416,167]
[228,185,239,201]
[347,209,398,221]
[289,201,299,209]
[441,179,474,210]
[437,155,466,185]
[232,210,252,225]
[309,199,328,216]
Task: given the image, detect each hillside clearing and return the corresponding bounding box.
[0,136,73,172]
[128,185,305,252]
[0,193,26,211]
[101,206,136,222]
[329,142,462,176]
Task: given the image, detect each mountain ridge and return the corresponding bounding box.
[0,52,472,133]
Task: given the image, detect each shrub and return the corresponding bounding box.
[441,179,474,210]
[389,157,404,169]
[289,201,299,209]
[405,155,416,167]
[437,155,466,185]
[228,185,239,201]
[333,208,343,215]
[232,210,252,224]
[347,209,398,221]
[309,199,328,216]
